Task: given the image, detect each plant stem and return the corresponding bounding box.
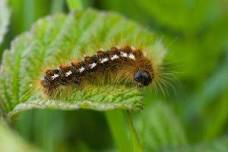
[23,0,35,30]
[105,110,132,152]
[106,111,143,152]
[126,111,143,152]
[51,0,64,14]
[66,0,83,11]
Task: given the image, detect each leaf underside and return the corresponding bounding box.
[0,9,166,117]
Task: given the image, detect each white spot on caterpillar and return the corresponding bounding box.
[100,57,109,63]
[111,54,119,60]
[89,63,97,69]
[65,71,72,77]
[51,74,59,80]
[120,52,128,57]
[79,67,85,73]
[128,53,135,60]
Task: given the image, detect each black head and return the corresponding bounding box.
[134,70,152,86]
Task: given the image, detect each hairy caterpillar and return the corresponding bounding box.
[41,46,159,95]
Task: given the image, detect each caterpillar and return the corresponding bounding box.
[41,46,158,95]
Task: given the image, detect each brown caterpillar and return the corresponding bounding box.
[41,46,156,94]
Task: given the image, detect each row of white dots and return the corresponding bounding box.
[50,52,136,80]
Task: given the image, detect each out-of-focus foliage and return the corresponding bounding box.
[0,120,39,152]
[0,0,10,44]
[169,136,228,152]
[136,102,187,151]
[0,0,227,151]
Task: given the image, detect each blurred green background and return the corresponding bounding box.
[0,0,227,151]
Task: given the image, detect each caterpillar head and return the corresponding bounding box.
[131,52,154,87]
[134,70,152,86]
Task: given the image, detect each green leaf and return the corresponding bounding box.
[0,120,40,152]
[185,53,228,120]
[0,0,10,44]
[203,93,228,140]
[189,137,228,152]
[136,102,187,151]
[134,0,217,32]
[168,136,228,152]
[0,9,166,118]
